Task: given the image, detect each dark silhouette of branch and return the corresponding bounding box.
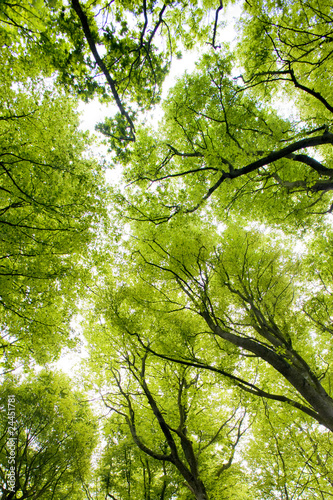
[239,66,333,114]
[186,132,333,214]
[286,152,333,175]
[209,0,223,49]
[71,0,135,141]
[128,333,323,424]
[288,66,333,114]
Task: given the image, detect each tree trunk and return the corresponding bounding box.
[201,312,333,432]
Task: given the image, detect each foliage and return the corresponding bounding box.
[84,324,253,500]
[0,370,97,499]
[1,0,333,498]
[95,427,177,500]
[84,217,333,427]
[0,32,108,370]
[118,47,333,227]
[245,400,333,499]
[0,0,224,142]
[238,0,333,122]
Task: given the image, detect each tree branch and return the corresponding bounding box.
[129,334,322,424]
[286,152,333,175]
[71,0,135,140]
[209,0,223,49]
[186,132,333,214]
[288,66,333,114]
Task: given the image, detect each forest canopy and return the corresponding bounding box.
[1,0,333,499]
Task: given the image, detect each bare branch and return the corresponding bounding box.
[209,0,223,49]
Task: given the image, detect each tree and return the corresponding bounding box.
[84,325,252,500]
[84,218,333,433]
[0,0,223,143]
[2,0,333,497]
[117,49,333,226]
[0,370,97,499]
[0,29,108,371]
[82,215,333,495]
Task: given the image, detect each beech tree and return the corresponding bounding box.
[85,329,252,500]
[0,24,108,370]
[0,370,97,499]
[89,220,333,428]
[83,217,333,496]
